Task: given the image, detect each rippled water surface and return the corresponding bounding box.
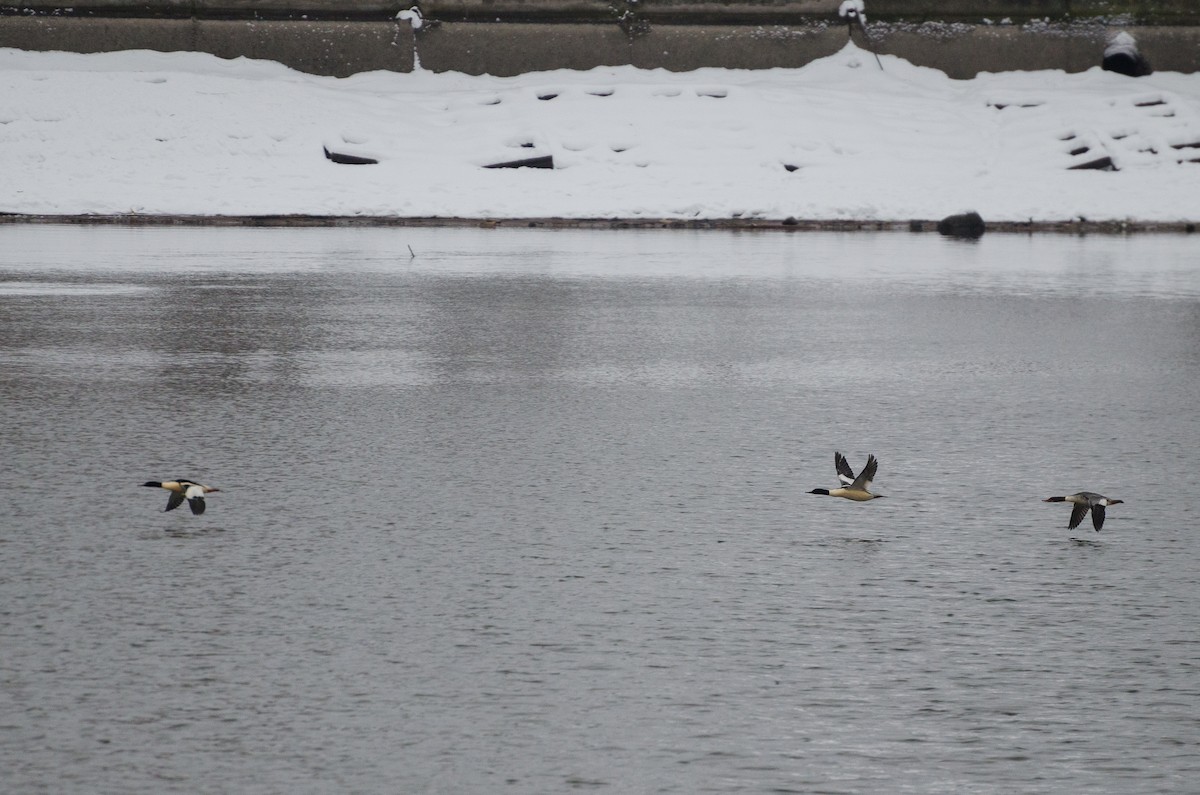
[2,225,1199,794]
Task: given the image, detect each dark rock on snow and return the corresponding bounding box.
[937,211,986,238]
[1103,32,1152,77]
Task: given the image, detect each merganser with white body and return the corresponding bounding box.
[1043,491,1122,531]
[142,479,220,515]
[809,452,884,501]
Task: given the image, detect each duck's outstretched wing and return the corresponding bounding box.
[164,491,186,512]
[834,452,856,486]
[850,454,878,492]
[1091,504,1106,531]
[1068,502,1089,530]
[185,484,207,515]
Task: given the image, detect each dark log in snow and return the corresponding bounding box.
[937,211,986,239]
[1102,32,1153,77]
[483,155,555,169]
[324,146,378,165]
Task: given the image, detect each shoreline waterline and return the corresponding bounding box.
[1,214,1196,235]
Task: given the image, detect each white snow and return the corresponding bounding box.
[1104,31,1140,58]
[395,7,424,31]
[838,1,866,22]
[1,43,1198,222]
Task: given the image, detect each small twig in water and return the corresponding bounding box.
[408,245,416,260]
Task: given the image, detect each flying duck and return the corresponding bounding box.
[810,452,884,501]
[142,479,219,515]
[1043,492,1122,531]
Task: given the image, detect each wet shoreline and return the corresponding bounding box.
[1,213,1196,234]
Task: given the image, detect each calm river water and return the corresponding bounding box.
[1,225,1198,794]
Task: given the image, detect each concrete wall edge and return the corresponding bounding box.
[1,16,1196,76]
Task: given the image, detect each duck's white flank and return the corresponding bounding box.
[142,479,220,515]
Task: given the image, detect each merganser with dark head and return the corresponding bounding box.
[810,452,884,501]
[1043,491,1122,531]
[142,479,220,515]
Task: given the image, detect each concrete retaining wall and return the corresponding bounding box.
[5,1,1200,23]
[0,16,415,74]
[415,23,1200,77]
[2,1,1198,76]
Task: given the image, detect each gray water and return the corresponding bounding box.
[1,225,1198,794]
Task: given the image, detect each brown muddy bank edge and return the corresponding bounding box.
[0,213,1196,235]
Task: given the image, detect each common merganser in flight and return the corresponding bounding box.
[810,452,884,501]
[1043,492,1123,531]
[142,480,220,515]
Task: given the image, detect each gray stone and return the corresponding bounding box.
[937,211,985,238]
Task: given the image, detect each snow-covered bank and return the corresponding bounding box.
[2,44,1198,223]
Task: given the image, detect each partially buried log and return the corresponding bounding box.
[1069,155,1116,171]
[1102,32,1152,77]
[937,211,986,239]
[1172,140,1200,164]
[324,146,378,165]
[484,155,555,169]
